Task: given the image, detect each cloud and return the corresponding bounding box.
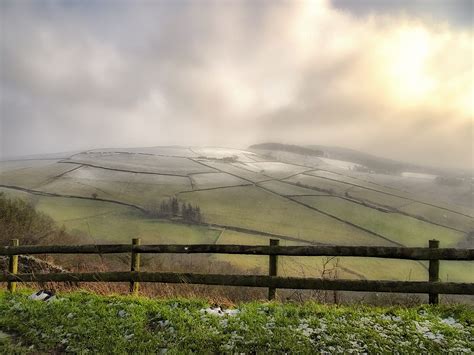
[0,0,472,170]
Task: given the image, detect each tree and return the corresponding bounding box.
[159,200,170,217]
[180,202,203,224]
[171,197,179,216]
[195,206,202,223]
[187,203,195,222]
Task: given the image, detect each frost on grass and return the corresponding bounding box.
[0,293,472,354]
[199,307,240,317]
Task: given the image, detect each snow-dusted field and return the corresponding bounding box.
[190,172,249,190]
[67,152,215,175]
[402,172,437,180]
[318,157,362,170]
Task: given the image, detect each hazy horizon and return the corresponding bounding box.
[1,0,473,170]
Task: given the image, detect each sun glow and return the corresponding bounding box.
[383,26,437,105]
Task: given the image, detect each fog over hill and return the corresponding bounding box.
[1,0,472,170]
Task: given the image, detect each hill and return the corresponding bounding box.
[0,145,473,284]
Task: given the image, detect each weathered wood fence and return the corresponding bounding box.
[1,238,473,304]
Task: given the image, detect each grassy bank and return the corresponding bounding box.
[0,291,472,353]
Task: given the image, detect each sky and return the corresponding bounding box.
[0,0,472,170]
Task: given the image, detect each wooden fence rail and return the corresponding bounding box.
[1,244,472,260]
[2,238,473,304]
[2,272,473,295]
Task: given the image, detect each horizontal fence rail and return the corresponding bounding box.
[1,272,473,295]
[1,244,473,260]
[2,238,473,304]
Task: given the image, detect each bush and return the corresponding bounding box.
[0,193,58,246]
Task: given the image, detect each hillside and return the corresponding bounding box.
[0,291,472,353]
[0,145,473,284]
[251,142,472,177]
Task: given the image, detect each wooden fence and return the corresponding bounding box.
[1,238,473,304]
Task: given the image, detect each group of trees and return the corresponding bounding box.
[158,197,180,217]
[156,197,203,224]
[181,203,203,223]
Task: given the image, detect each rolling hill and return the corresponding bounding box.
[1,145,472,283]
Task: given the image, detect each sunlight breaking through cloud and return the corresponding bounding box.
[0,0,472,169]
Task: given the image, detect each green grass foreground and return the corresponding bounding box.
[0,291,473,354]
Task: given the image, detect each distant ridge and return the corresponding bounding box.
[249,143,324,157]
[250,142,462,176]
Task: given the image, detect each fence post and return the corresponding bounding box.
[428,239,440,305]
[268,239,279,300]
[130,238,141,296]
[7,239,19,293]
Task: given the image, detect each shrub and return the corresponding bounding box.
[0,193,57,246]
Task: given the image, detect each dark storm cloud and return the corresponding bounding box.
[0,0,472,169]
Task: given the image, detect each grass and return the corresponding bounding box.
[233,161,309,179]
[0,162,81,189]
[34,196,220,244]
[301,171,474,231]
[203,161,270,182]
[0,159,60,172]
[179,186,385,246]
[307,170,413,197]
[346,188,474,232]
[192,147,257,162]
[39,166,191,207]
[92,146,198,157]
[2,152,472,287]
[0,187,34,200]
[347,187,413,208]
[213,230,429,281]
[400,202,474,233]
[3,187,472,283]
[294,196,465,248]
[285,174,350,195]
[344,171,474,217]
[190,172,248,189]
[258,180,327,196]
[69,152,214,175]
[0,291,472,353]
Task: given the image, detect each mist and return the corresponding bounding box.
[0,0,472,170]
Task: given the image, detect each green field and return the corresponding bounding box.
[293,196,465,248]
[307,170,413,197]
[32,196,219,245]
[0,161,81,189]
[233,161,309,179]
[286,172,473,234]
[213,230,419,280]
[68,152,215,175]
[210,229,472,282]
[342,169,474,215]
[285,174,352,195]
[203,161,270,182]
[179,186,387,246]
[190,172,249,190]
[400,202,474,233]
[1,146,472,285]
[257,180,328,196]
[1,291,473,353]
[39,166,191,207]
